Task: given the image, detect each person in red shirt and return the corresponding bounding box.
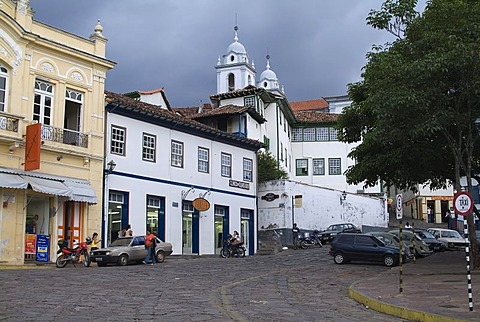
[143,230,157,265]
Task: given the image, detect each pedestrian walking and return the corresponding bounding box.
[292,223,300,249]
[143,230,157,265]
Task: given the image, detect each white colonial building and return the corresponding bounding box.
[104,91,263,256]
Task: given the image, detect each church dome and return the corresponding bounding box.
[259,55,278,81]
[260,68,277,80]
[227,40,246,54]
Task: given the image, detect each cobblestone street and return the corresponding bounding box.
[0,247,406,321]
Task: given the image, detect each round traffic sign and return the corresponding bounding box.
[453,191,473,216]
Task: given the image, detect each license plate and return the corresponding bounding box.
[95,257,102,261]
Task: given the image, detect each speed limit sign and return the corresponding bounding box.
[396,194,403,219]
[454,191,473,216]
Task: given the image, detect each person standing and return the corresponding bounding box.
[143,230,157,265]
[292,223,300,250]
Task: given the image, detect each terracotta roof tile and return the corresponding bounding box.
[293,110,338,123]
[104,91,264,149]
[290,98,329,111]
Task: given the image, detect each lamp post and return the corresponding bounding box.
[105,160,116,175]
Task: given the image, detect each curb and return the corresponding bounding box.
[348,285,469,322]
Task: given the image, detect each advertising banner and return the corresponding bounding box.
[35,234,50,262]
[25,234,36,255]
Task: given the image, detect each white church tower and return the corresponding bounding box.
[257,54,284,96]
[215,26,256,94]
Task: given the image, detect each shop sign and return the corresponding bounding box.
[35,234,50,262]
[431,196,454,201]
[25,234,36,255]
[229,180,249,190]
[261,193,279,202]
[192,197,210,211]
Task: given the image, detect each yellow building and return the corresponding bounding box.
[0,1,115,264]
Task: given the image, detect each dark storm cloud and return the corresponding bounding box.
[29,0,397,107]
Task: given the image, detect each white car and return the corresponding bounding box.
[426,228,467,250]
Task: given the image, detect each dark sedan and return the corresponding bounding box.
[415,229,446,252]
[90,236,173,266]
[329,233,404,267]
[317,223,362,244]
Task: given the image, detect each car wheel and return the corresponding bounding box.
[156,251,165,263]
[117,254,129,266]
[97,262,107,267]
[333,252,346,264]
[384,254,395,267]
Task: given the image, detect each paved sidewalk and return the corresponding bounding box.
[350,250,480,321]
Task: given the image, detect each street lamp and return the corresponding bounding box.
[340,191,347,205]
[105,160,116,175]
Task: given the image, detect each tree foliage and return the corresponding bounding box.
[337,0,480,267]
[257,150,288,183]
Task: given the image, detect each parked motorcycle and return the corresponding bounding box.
[56,237,92,268]
[300,231,323,249]
[220,236,246,258]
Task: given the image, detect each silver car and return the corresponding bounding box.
[90,236,173,266]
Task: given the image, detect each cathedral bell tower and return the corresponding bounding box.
[215,26,256,94]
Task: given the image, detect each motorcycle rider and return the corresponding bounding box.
[230,231,242,255]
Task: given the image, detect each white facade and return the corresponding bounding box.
[258,180,388,232]
[105,93,261,256]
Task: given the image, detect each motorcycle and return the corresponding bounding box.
[299,231,323,249]
[56,237,92,268]
[220,236,246,258]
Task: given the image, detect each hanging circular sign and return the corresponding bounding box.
[192,197,210,211]
[453,191,473,216]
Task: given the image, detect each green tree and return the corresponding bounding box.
[337,0,480,267]
[257,150,288,183]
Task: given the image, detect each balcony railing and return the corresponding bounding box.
[41,125,88,148]
[0,115,19,132]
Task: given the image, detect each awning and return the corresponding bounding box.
[63,179,97,204]
[20,175,72,197]
[0,173,28,189]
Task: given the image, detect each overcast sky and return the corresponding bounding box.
[29,1,406,108]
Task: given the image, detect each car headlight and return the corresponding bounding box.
[105,252,110,256]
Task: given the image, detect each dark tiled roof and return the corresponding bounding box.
[188,104,266,124]
[290,98,329,111]
[104,91,264,151]
[293,110,338,124]
[172,104,213,117]
[210,85,273,102]
[123,87,173,111]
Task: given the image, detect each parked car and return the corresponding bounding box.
[426,228,467,250]
[90,236,173,266]
[388,229,433,257]
[367,231,413,259]
[414,229,447,252]
[317,223,362,244]
[329,233,404,267]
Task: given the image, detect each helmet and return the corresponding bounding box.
[86,237,92,245]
